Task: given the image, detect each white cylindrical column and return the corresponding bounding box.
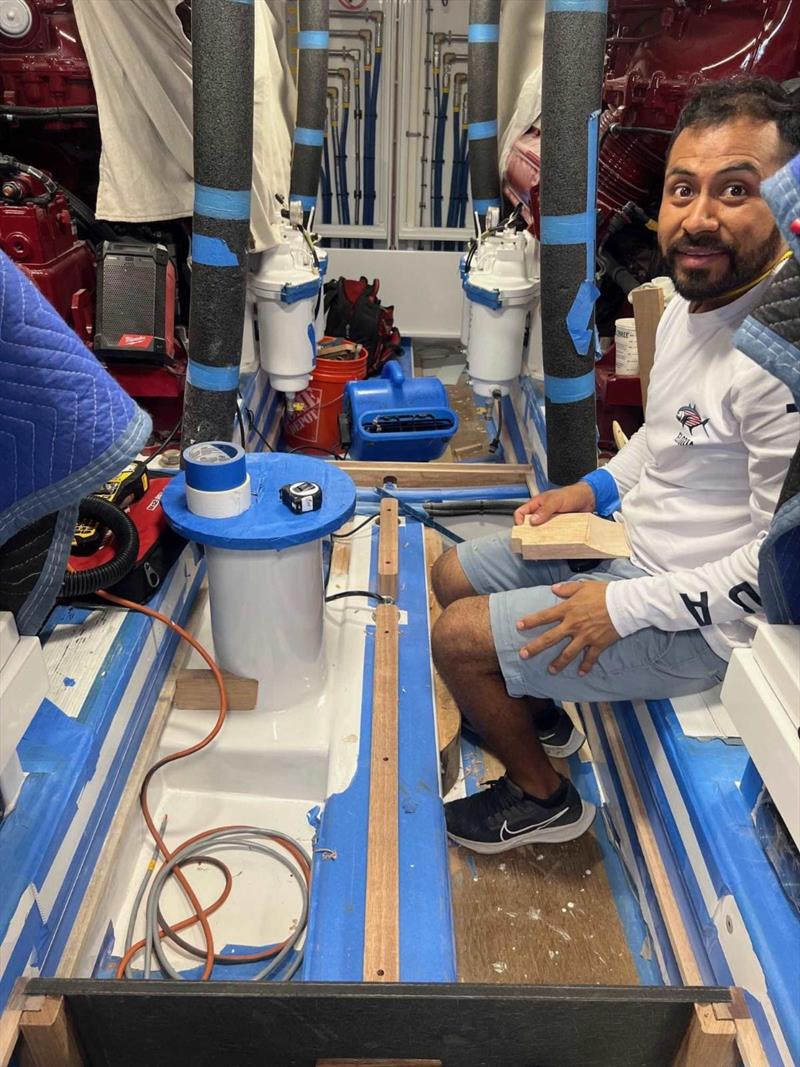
[205,540,325,710]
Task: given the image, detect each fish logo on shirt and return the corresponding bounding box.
[675,404,710,437]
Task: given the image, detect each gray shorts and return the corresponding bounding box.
[457,531,728,703]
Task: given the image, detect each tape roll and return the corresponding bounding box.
[183,441,247,492]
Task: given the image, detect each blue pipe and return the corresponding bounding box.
[363,50,381,227]
[321,133,332,224]
[447,105,461,228]
[339,108,351,225]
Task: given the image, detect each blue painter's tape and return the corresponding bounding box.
[186,360,240,393]
[463,278,501,309]
[184,441,246,492]
[546,0,608,12]
[567,278,601,355]
[540,212,588,245]
[289,192,317,211]
[192,233,239,267]
[294,126,325,147]
[544,369,595,404]
[297,29,329,49]
[228,0,254,5]
[468,119,498,141]
[467,22,499,43]
[281,277,321,305]
[472,197,501,215]
[194,184,250,221]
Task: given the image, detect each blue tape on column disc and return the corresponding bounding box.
[294,126,325,147]
[192,234,239,267]
[546,0,608,12]
[468,119,498,141]
[544,369,596,404]
[186,359,240,392]
[468,23,499,43]
[540,213,589,245]
[298,30,329,49]
[194,184,251,221]
[184,442,247,492]
[473,197,501,214]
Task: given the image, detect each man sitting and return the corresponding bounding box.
[432,76,800,854]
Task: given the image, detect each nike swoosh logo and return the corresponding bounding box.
[499,806,570,841]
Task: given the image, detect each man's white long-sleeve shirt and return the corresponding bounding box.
[586,277,799,660]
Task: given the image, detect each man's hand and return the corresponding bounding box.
[516,581,620,676]
[514,482,596,526]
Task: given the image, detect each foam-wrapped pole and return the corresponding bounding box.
[539,0,608,486]
[182,0,254,448]
[290,0,329,224]
[467,0,501,222]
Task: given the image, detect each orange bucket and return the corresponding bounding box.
[282,340,368,455]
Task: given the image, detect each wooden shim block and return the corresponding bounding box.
[174,669,258,711]
[19,997,85,1067]
[0,980,27,1067]
[317,1061,442,1066]
[424,529,461,796]
[377,498,399,601]
[729,990,769,1067]
[511,514,630,561]
[631,285,665,409]
[363,604,400,983]
[334,461,533,489]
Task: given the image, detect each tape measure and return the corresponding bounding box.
[279,480,323,514]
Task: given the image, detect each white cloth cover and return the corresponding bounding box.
[73,0,295,251]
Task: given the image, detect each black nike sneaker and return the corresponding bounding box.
[535,705,586,759]
[445,774,596,854]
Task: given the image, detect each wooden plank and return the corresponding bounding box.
[0,980,27,1067]
[630,285,665,409]
[423,529,461,796]
[174,669,258,711]
[363,603,401,982]
[511,514,631,561]
[56,586,208,978]
[377,498,399,601]
[334,461,533,489]
[672,1004,738,1067]
[450,745,641,986]
[19,997,84,1067]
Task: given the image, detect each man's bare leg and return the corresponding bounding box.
[431,594,561,799]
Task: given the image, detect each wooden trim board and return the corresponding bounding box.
[377,498,399,601]
[19,996,85,1067]
[334,462,533,489]
[423,530,461,796]
[363,603,401,982]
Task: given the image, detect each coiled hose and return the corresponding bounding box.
[60,496,139,599]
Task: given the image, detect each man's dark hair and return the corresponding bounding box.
[669,76,800,162]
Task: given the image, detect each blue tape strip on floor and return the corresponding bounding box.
[567,754,663,986]
[642,699,799,1064]
[586,703,682,986]
[0,555,203,1011]
[397,522,457,982]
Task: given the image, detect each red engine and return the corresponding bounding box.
[0,158,95,341]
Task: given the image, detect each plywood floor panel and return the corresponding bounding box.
[450,748,642,986]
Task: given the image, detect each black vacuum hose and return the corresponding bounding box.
[467,0,501,222]
[60,497,139,599]
[290,0,330,224]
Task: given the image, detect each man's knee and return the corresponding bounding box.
[431,595,495,673]
[431,546,475,608]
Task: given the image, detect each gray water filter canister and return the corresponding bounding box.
[164,450,356,712]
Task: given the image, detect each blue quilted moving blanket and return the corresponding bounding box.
[735,152,800,624]
[0,251,151,633]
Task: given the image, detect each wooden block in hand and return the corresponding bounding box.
[510,514,630,561]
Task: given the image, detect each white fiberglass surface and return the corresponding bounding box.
[87,529,376,977]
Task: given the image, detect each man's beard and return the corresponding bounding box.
[663,226,783,301]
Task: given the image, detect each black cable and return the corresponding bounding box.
[129,417,183,480]
[287,444,344,460]
[331,514,378,538]
[325,589,392,605]
[245,405,274,451]
[236,404,247,448]
[489,389,503,453]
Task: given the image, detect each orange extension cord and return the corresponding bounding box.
[99,590,311,981]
